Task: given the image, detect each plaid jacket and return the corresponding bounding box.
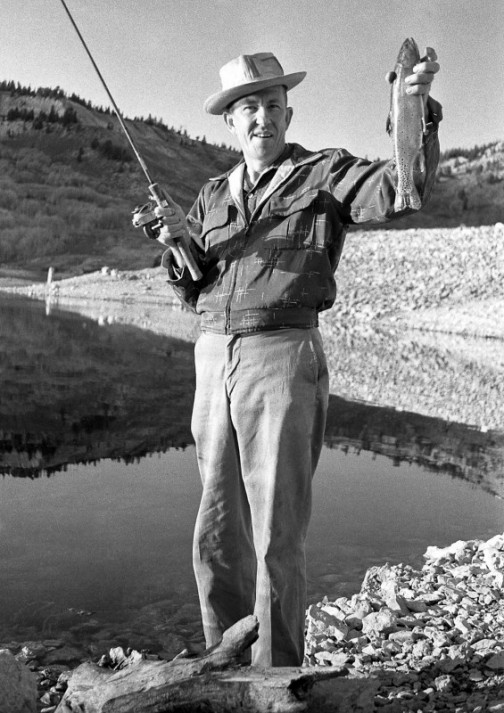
[164,122,440,334]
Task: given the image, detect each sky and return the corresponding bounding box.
[1,0,503,160]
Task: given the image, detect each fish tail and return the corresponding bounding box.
[394,185,422,212]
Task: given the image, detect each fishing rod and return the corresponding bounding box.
[58,0,202,281]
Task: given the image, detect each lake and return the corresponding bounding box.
[0,294,502,658]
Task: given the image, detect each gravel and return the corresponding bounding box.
[305,532,504,712]
[331,223,504,337]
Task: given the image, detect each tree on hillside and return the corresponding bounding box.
[47,106,60,123]
[62,107,78,126]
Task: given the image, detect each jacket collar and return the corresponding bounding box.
[210,144,323,222]
[209,143,323,182]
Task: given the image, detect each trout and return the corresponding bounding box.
[388,37,425,212]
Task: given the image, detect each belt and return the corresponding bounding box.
[200,307,318,335]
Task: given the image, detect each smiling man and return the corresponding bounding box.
[154,50,441,667]
[223,85,293,181]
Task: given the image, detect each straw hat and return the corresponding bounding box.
[204,52,306,115]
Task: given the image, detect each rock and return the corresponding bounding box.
[486,651,504,671]
[481,544,504,573]
[380,583,410,616]
[472,638,499,653]
[314,650,349,668]
[361,608,398,637]
[0,648,37,713]
[388,630,415,645]
[19,642,49,661]
[44,645,86,666]
[307,604,349,641]
[321,604,346,621]
[454,615,472,635]
[434,674,453,692]
[405,598,429,612]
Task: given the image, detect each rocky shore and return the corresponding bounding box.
[1,532,504,712]
[305,533,504,712]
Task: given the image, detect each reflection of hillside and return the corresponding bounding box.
[1,296,503,499]
[320,322,504,431]
[325,397,504,499]
[0,296,195,475]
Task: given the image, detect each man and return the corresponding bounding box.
[155,50,441,667]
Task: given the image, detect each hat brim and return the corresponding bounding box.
[204,71,306,115]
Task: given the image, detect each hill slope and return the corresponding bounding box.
[0,83,239,278]
[1,82,503,279]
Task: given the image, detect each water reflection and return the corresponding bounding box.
[1,295,503,499]
[0,295,195,476]
[1,445,502,651]
[322,320,504,433]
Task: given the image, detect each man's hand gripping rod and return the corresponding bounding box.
[59,0,202,281]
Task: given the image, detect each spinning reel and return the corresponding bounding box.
[131,200,162,240]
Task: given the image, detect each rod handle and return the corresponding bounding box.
[149,184,202,282]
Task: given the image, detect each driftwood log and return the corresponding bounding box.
[55,615,378,713]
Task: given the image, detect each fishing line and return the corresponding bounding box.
[58,0,155,185]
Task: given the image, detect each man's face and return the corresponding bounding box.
[224,86,293,167]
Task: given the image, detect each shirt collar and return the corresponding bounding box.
[243,144,295,192]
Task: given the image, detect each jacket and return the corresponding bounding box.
[164,117,440,335]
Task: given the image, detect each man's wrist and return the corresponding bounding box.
[161,248,186,282]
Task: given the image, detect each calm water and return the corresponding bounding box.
[0,295,502,653]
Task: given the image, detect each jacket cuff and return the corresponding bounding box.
[424,96,443,134]
[161,249,186,283]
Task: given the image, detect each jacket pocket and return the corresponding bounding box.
[200,204,243,259]
[264,189,325,250]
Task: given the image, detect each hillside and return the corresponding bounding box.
[0,82,239,279]
[0,81,503,280]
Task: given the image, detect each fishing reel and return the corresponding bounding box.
[131,200,162,240]
[131,184,203,280]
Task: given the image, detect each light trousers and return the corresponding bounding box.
[191,328,329,666]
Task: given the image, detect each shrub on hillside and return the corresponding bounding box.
[487,173,502,184]
[49,185,110,206]
[96,139,133,162]
[0,220,69,261]
[0,188,18,210]
[91,207,129,230]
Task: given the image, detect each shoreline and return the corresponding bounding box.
[2,261,504,342]
[2,223,504,342]
[2,240,504,432]
[2,532,504,712]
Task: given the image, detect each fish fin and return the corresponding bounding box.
[386,113,392,136]
[417,149,426,174]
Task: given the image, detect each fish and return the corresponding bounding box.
[387,37,425,212]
